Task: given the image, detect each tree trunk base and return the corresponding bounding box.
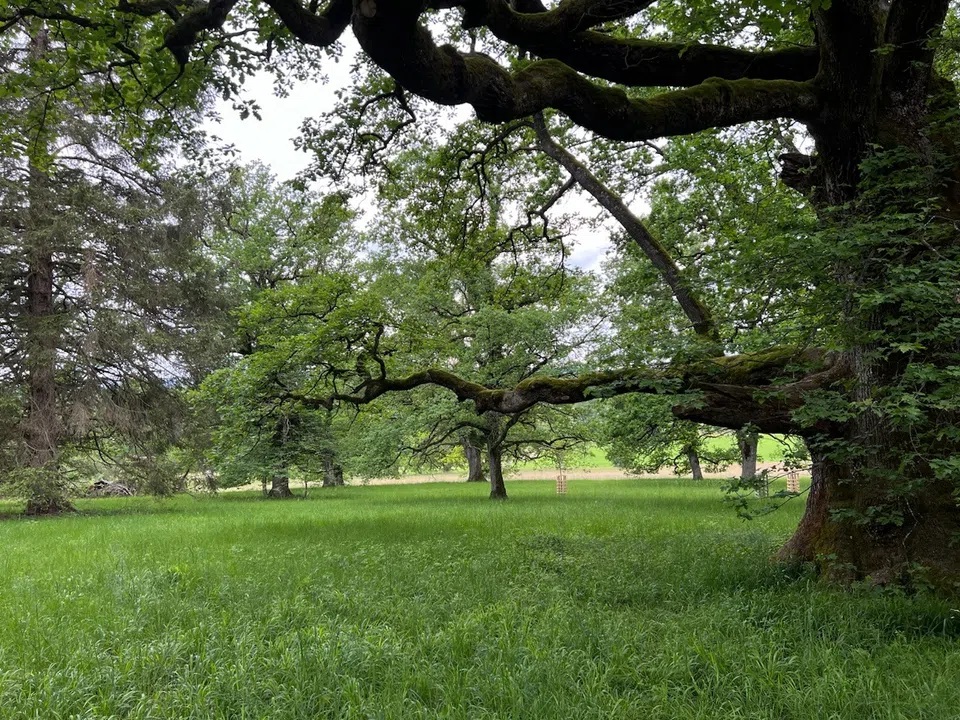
[266,477,294,498]
[778,453,960,592]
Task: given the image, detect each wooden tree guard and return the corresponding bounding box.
[786,471,800,494]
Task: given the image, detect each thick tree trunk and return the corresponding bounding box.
[685,447,703,481]
[22,161,70,515]
[267,472,293,498]
[462,437,486,482]
[779,443,960,588]
[487,444,507,500]
[775,11,960,589]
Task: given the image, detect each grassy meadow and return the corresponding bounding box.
[1,479,958,719]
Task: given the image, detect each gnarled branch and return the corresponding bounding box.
[295,347,847,436]
[262,0,353,47]
[352,3,820,141]
[465,0,819,88]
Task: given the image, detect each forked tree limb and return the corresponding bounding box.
[464,0,819,87]
[351,1,821,141]
[102,0,823,141]
[262,0,354,47]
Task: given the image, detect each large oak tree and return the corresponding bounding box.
[5,0,960,588]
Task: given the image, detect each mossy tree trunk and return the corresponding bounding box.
[778,443,960,588]
[771,1,960,587]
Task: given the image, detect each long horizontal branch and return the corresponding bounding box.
[296,347,847,435]
[352,3,821,140]
[464,0,819,88]
[467,0,660,35]
[106,0,819,136]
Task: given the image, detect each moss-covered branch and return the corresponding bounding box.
[297,347,847,436]
[464,0,818,88]
[110,0,820,137]
[349,0,819,140]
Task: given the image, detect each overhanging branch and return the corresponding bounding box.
[262,0,353,47]
[352,3,821,141]
[294,347,847,435]
[465,0,819,88]
[116,0,351,65]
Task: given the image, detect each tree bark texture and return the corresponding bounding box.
[778,445,960,588]
[462,437,486,483]
[487,443,507,500]
[268,473,293,498]
[685,447,703,481]
[322,453,345,487]
[738,435,758,481]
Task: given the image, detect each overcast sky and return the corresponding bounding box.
[204,73,330,181]
[204,50,615,272]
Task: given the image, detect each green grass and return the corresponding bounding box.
[1,480,958,719]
